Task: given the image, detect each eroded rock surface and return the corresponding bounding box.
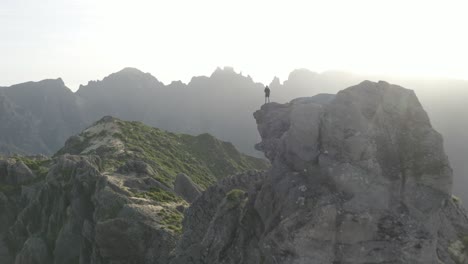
[2,155,180,264]
[171,81,468,264]
[174,173,202,203]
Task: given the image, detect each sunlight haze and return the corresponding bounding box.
[1,0,467,90]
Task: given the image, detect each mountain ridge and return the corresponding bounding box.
[0,67,467,203]
[1,82,468,264]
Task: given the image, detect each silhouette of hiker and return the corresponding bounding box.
[264,85,271,104]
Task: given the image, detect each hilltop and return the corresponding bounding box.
[56,116,268,188]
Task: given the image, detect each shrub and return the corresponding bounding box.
[226,189,246,203]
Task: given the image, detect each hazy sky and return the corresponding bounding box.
[1,0,467,91]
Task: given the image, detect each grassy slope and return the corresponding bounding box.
[56,117,269,189]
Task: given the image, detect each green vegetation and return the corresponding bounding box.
[226,189,246,203]
[56,118,269,189]
[449,240,468,264]
[96,130,108,138]
[448,235,468,264]
[117,120,268,188]
[180,133,268,183]
[453,195,462,204]
[134,187,185,234]
[158,208,184,234]
[0,156,51,196]
[12,156,50,178]
[135,187,182,203]
[50,117,268,234]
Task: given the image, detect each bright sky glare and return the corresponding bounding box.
[1,0,467,90]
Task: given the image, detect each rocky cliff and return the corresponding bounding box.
[0,117,268,264]
[171,81,468,264]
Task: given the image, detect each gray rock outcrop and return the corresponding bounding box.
[2,155,179,264]
[0,159,36,185]
[171,81,468,264]
[170,170,266,263]
[174,173,202,203]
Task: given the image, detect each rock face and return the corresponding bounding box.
[0,95,42,155]
[3,155,179,264]
[174,173,202,203]
[170,171,266,263]
[171,81,468,264]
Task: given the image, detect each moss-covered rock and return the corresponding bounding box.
[226,189,246,203]
[449,239,468,264]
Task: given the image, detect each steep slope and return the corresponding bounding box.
[0,79,85,154]
[0,117,268,264]
[171,81,468,264]
[0,95,42,154]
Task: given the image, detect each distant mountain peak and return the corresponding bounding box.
[8,78,66,90]
[269,76,281,87]
[102,67,158,82]
[169,80,186,87]
[287,68,318,80]
[210,66,238,77]
[116,67,146,75]
[76,67,163,95]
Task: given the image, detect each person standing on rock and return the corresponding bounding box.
[264,85,271,104]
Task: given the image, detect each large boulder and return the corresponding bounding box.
[117,160,156,176]
[174,173,202,203]
[171,81,466,264]
[0,159,36,185]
